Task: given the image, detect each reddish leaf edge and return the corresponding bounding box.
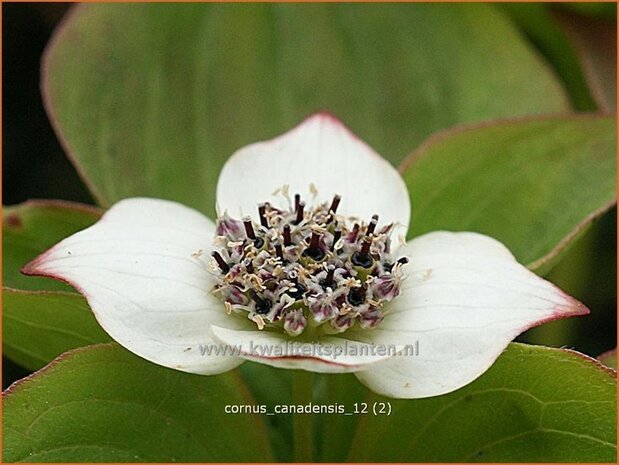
[4,198,102,217]
[398,112,615,174]
[560,345,617,376]
[2,343,112,398]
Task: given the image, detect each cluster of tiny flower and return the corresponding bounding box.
[210,192,408,337]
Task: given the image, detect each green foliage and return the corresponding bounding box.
[2,3,616,462]
[43,3,568,216]
[3,344,273,462]
[500,3,596,111]
[2,289,110,371]
[348,344,616,462]
[401,116,616,271]
[3,344,615,462]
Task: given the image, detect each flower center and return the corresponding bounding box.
[211,192,408,337]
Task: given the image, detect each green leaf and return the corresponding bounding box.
[400,115,616,271]
[500,3,596,111]
[3,200,100,292]
[348,343,617,462]
[44,3,569,215]
[3,343,273,462]
[2,288,110,371]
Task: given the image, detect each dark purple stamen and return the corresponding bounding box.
[303,231,325,261]
[258,204,268,228]
[294,194,301,211]
[283,224,292,246]
[243,217,256,240]
[350,223,360,242]
[294,201,305,225]
[274,242,284,261]
[329,194,341,214]
[212,251,230,273]
[244,258,254,274]
[310,231,320,250]
[366,214,379,236]
[321,265,335,289]
[351,236,374,268]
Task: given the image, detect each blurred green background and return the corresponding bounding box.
[2,2,616,389]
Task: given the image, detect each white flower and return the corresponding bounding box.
[23,114,588,399]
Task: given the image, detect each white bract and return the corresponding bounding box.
[23,114,588,398]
